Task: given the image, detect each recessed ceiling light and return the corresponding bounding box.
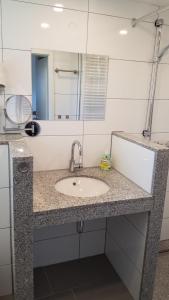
[53,3,64,12]
[119,29,128,35]
[41,22,50,29]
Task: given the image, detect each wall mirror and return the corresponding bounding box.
[5,95,32,125]
[31,50,109,121]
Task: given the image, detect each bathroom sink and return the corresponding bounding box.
[55,176,110,198]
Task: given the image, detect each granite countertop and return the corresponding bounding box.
[0,133,32,158]
[33,167,153,216]
[0,133,23,144]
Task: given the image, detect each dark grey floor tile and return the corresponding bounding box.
[74,281,133,300]
[153,252,169,300]
[34,267,53,299]
[41,291,75,300]
[45,255,118,293]
[0,296,14,300]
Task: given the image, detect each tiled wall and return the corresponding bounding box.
[1,0,169,238]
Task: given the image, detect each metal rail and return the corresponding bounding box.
[55,68,79,74]
[132,4,169,27]
[143,19,163,139]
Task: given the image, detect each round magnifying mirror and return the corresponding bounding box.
[5,95,32,125]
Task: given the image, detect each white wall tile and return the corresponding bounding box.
[161,218,169,240]
[151,132,169,144]
[83,134,111,167]
[0,265,12,296]
[125,213,148,237]
[87,13,155,61]
[84,99,148,135]
[106,233,141,300]
[107,60,152,99]
[14,0,88,11]
[3,49,32,95]
[0,228,11,266]
[155,64,169,99]
[0,188,10,229]
[34,120,83,136]
[145,0,169,4]
[89,0,157,19]
[158,10,169,26]
[152,100,169,132]
[111,135,155,193]
[24,135,83,171]
[159,25,169,63]
[0,145,9,189]
[107,216,146,272]
[2,0,88,53]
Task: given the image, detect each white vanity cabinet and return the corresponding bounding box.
[34,218,106,268]
[0,145,12,297]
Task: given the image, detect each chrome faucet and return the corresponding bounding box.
[69,140,83,172]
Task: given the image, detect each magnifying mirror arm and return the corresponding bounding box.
[3,126,34,133]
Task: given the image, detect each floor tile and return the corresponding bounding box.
[40,291,75,300]
[34,267,53,299]
[45,255,118,293]
[74,281,133,300]
[0,296,14,300]
[153,252,169,300]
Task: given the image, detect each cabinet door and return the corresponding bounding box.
[0,188,10,228]
[83,218,106,232]
[80,230,106,258]
[0,146,9,188]
[34,234,79,268]
[34,222,77,241]
[0,228,11,266]
[0,265,12,296]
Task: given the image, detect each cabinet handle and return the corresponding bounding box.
[77,221,84,233]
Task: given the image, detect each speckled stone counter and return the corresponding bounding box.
[0,134,33,300]
[33,167,153,227]
[3,132,169,300]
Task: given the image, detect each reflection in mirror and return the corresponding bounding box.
[31,50,109,121]
[5,95,32,125]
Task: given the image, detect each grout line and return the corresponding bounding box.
[3,47,169,66]
[109,57,153,64]
[72,289,78,300]
[43,269,55,297]
[10,0,88,13]
[8,0,162,27]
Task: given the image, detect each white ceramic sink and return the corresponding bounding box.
[55,176,110,198]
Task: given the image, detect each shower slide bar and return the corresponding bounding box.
[132,15,169,139]
[132,4,169,27]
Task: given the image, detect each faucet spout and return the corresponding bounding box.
[69,140,83,172]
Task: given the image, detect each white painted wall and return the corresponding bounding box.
[1,0,169,238]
